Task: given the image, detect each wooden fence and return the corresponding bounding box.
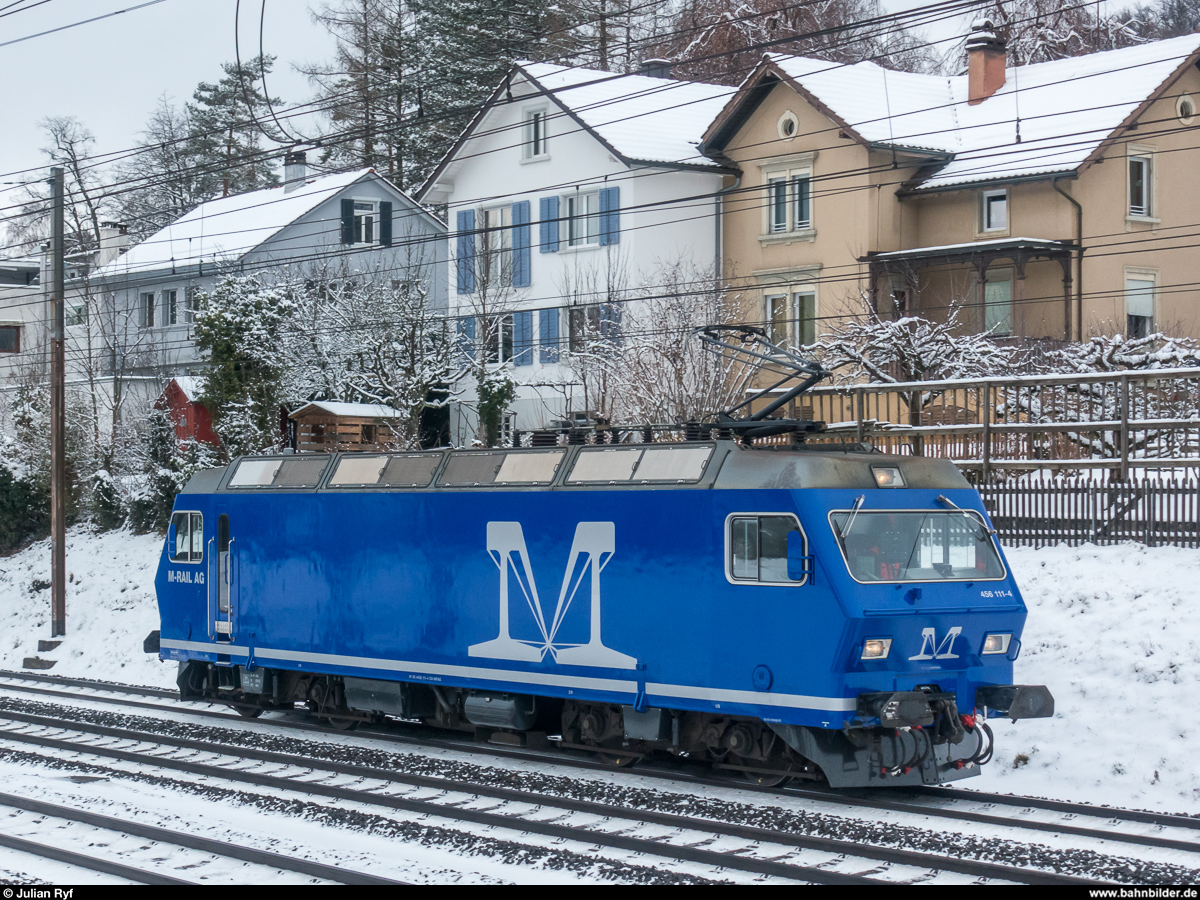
[977,475,1200,548]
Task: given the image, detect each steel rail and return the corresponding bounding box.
[0,829,192,885]
[1,671,1196,843]
[0,717,884,886]
[0,791,407,885]
[0,705,1093,885]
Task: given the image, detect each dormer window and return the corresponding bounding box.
[981,189,1007,232]
[524,108,548,160]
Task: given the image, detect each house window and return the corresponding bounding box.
[981,189,1007,232]
[524,109,548,159]
[164,289,178,326]
[184,286,200,324]
[140,292,155,328]
[354,201,378,244]
[568,304,619,352]
[982,269,1013,336]
[764,291,816,347]
[566,191,600,247]
[486,313,514,363]
[769,179,788,233]
[0,325,19,353]
[66,305,88,327]
[1125,274,1155,338]
[1128,156,1151,217]
[481,206,513,286]
[763,165,814,236]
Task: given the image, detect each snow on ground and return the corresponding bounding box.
[0,527,1196,813]
[978,542,1200,813]
[0,527,173,689]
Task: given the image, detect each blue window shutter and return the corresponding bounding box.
[341,199,356,245]
[513,310,534,366]
[539,307,560,363]
[455,209,475,294]
[599,186,620,246]
[539,196,559,253]
[379,201,393,247]
[512,200,531,287]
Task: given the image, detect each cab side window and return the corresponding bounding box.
[728,514,805,584]
[170,512,203,563]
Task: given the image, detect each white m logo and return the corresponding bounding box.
[469,521,636,670]
[908,626,963,661]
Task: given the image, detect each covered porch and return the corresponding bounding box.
[861,238,1079,340]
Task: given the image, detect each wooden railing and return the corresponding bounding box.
[798,367,1200,478]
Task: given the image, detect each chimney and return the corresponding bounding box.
[639,58,673,79]
[97,222,130,267]
[966,19,1006,105]
[284,150,307,193]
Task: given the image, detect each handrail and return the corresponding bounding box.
[802,366,1200,394]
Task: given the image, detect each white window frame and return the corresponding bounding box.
[184,285,200,324]
[352,199,380,244]
[1124,268,1157,339]
[981,189,1008,233]
[981,268,1014,337]
[139,291,155,329]
[564,190,600,248]
[480,205,513,286]
[763,290,818,348]
[0,323,20,354]
[164,288,178,326]
[522,106,549,161]
[1127,147,1157,222]
[760,154,816,242]
[486,312,515,364]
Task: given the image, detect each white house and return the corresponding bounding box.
[418,61,737,444]
[51,153,448,433]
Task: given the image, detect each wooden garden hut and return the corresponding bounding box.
[288,401,404,452]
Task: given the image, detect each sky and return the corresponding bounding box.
[0,0,337,185]
[0,0,976,210]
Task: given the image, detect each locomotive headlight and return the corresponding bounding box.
[982,633,1012,655]
[861,638,892,660]
[871,466,905,488]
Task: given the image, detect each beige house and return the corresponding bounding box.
[700,27,1200,345]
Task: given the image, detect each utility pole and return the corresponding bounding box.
[49,167,66,638]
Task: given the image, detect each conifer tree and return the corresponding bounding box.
[186,56,284,197]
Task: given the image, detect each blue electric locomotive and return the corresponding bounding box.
[155,439,1053,788]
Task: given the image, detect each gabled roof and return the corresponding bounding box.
[703,34,1200,192]
[418,63,735,201]
[94,168,423,279]
[290,401,403,419]
[166,376,205,402]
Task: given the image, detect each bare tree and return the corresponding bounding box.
[8,117,113,260]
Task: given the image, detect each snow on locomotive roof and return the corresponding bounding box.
[187,442,972,494]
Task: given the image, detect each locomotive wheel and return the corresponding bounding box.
[730,755,794,788]
[594,744,639,768]
[311,681,360,731]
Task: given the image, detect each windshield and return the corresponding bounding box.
[829,510,1006,583]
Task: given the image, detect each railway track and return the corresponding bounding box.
[0,792,406,885]
[0,671,1194,884]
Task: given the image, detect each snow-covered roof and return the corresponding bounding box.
[516,63,734,170]
[289,401,404,420]
[869,237,1074,259]
[168,376,205,402]
[94,169,373,279]
[759,34,1200,190]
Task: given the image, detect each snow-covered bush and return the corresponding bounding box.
[193,274,294,455]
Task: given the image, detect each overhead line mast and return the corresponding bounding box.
[49,166,65,638]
